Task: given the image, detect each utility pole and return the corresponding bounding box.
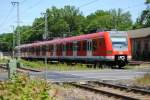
[41,12,48,80]
[10,25,15,58]
[11,1,20,60]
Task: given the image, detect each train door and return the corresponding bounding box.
[73,41,77,57]
[87,40,92,57]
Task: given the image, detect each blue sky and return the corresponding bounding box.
[0,0,146,34]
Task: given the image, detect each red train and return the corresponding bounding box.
[15,31,132,68]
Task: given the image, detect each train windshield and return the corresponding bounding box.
[111,37,128,51]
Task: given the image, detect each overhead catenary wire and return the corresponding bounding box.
[0,0,42,34]
[0,0,28,33]
[20,1,146,37]
[1,0,146,36]
[0,6,15,28]
[20,0,43,15]
[20,0,101,36]
[78,0,99,8]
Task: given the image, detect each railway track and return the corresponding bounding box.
[0,63,41,72]
[128,61,150,65]
[69,81,150,100]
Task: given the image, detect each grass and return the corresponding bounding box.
[0,58,9,63]
[135,73,150,86]
[20,59,105,71]
[124,63,150,70]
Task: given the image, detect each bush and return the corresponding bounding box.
[0,73,55,100]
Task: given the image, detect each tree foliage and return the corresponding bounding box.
[0,6,133,52]
[86,9,132,33]
[134,0,150,28]
[0,33,13,52]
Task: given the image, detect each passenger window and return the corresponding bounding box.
[69,43,73,51]
[66,43,69,51]
[63,44,66,51]
[83,40,87,51]
[77,41,81,51]
[73,42,77,51]
[92,39,98,51]
[51,45,54,51]
[59,44,62,51]
[42,45,46,55]
[56,44,59,52]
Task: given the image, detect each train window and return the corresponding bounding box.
[73,42,77,51]
[57,44,62,52]
[29,47,32,54]
[22,48,24,53]
[48,45,50,52]
[31,47,34,53]
[42,45,46,55]
[69,43,73,51]
[20,48,23,53]
[83,40,87,51]
[63,44,66,51]
[35,47,38,56]
[66,43,70,51]
[60,44,63,51]
[49,45,53,52]
[92,39,98,51]
[36,46,40,56]
[56,44,59,52]
[77,41,81,51]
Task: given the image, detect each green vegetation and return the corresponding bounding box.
[133,0,150,29]
[0,73,55,100]
[20,59,105,71]
[0,0,149,52]
[0,5,132,52]
[135,73,150,86]
[0,58,8,63]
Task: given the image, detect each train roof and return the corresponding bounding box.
[16,32,104,48]
[16,31,127,48]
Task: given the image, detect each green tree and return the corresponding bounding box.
[86,9,132,33]
[0,33,13,52]
[109,8,132,30]
[0,6,134,52]
[134,0,150,28]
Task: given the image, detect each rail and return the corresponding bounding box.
[69,81,150,100]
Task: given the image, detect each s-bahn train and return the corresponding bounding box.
[15,31,131,68]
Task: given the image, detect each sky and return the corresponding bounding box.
[0,0,146,34]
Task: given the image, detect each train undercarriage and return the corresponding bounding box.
[21,55,128,69]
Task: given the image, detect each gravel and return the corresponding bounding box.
[51,85,119,100]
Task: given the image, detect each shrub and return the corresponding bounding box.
[0,73,55,100]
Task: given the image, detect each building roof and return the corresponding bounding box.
[128,27,150,38]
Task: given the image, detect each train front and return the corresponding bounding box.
[106,31,132,68]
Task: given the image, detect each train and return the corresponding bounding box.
[15,31,132,68]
